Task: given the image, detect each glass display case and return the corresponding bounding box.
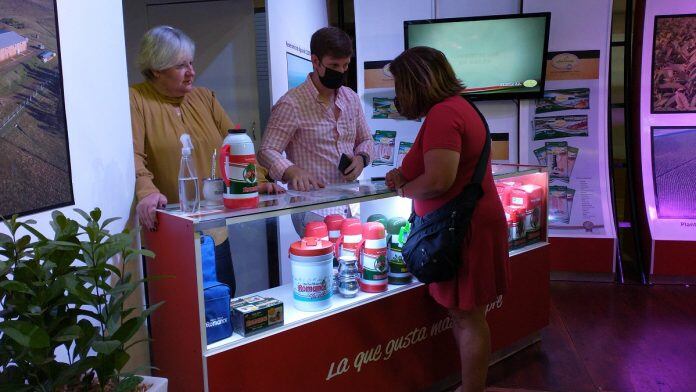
[143,164,548,391]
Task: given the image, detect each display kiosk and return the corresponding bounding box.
[144,165,549,391]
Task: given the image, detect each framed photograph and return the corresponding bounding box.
[651,126,696,219]
[651,14,696,113]
[0,0,73,218]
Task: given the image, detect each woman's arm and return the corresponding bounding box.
[395,149,460,200]
[130,89,167,230]
[130,90,160,201]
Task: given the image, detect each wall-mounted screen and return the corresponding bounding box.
[286,52,312,90]
[652,126,696,219]
[404,13,550,101]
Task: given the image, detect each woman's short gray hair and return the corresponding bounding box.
[137,25,195,80]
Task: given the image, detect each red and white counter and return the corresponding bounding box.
[144,166,550,391]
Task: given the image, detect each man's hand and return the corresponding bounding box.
[258,182,286,194]
[283,165,325,191]
[343,155,365,181]
[385,168,407,190]
[136,192,168,231]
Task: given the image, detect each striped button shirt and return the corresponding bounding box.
[258,75,373,184]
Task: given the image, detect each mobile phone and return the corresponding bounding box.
[338,153,352,174]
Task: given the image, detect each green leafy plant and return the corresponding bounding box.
[0,208,160,391]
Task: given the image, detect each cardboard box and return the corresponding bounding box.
[230,295,284,337]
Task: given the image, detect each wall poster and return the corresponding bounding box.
[528,50,608,234]
[651,126,696,219]
[0,0,73,218]
[651,14,696,113]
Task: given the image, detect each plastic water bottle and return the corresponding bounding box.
[178,133,200,213]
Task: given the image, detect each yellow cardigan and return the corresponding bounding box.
[129,82,267,203]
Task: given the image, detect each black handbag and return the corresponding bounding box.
[402,118,491,284]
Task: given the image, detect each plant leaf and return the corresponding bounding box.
[112,349,131,372]
[0,233,12,245]
[73,208,92,223]
[111,318,141,344]
[141,301,165,320]
[92,339,121,355]
[17,222,47,241]
[116,375,143,392]
[0,280,34,295]
[54,325,82,342]
[101,216,121,229]
[89,208,102,222]
[0,320,50,348]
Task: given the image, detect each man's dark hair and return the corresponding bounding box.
[310,27,353,60]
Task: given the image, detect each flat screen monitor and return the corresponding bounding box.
[404,13,551,101]
[286,52,312,90]
[651,126,696,219]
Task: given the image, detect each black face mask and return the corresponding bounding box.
[318,64,345,90]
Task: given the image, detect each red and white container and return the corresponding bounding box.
[305,221,329,241]
[335,218,362,259]
[355,222,388,293]
[218,129,259,210]
[289,237,334,311]
[324,215,344,243]
[517,184,543,233]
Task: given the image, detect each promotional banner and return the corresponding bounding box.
[526,50,608,235]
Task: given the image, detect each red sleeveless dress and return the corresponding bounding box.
[399,96,510,310]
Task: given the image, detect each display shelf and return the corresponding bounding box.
[492,164,546,181]
[509,241,549,258]
[156,180,395,229]
[206,239,549,356]
[206,281,422,356]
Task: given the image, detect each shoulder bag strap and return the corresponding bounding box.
[408,97,492,222]
[467,97,492,186]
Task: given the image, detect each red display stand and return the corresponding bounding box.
[549,237,616,280]
[143,174,550,391]
[650,240,696,283]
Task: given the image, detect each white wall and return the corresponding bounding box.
[122,0,261,143]
[0,0,134,364]
[436,0,520,17]
[639,0,696,242]
[1,0,134,236]
[265,0,328,284]
[266,0,328,104]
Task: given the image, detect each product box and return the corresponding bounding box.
[230,295,284,337]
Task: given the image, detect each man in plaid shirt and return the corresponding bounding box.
[259,27,373,235]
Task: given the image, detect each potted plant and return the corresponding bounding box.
[0,208,166,391]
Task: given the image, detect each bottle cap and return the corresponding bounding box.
[180,133,194,156]
[362,222,385,240]
[305,221,329,239]
[228,128,247,134]
[290,237,334,256]
[340,218,362,236]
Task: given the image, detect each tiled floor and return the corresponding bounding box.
[485,281,696,392]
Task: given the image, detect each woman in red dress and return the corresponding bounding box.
[386,47,509,392]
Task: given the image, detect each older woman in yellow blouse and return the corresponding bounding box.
[131,25,282,230]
